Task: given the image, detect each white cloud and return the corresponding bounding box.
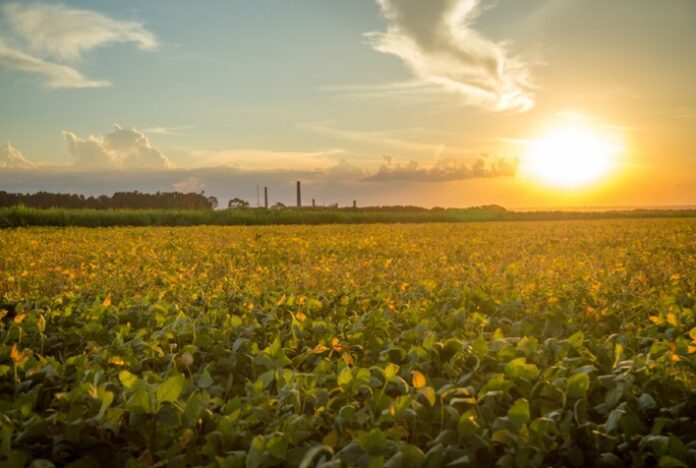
[0,3,156,88]
[0,39,109,88]
[368,0,535,111]
[365,154,519,182]
[2,3,156,63]
[0,142,36,168]
[63,125,174,170]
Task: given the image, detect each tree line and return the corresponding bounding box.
[0,191,218,210]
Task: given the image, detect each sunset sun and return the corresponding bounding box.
[522,123,622,189]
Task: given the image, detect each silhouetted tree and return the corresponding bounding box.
[0,190,216,210]
[228,198,250,209]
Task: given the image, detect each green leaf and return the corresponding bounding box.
[127,390,153,414]
[504,357,539,380]
[361,428,388,456]
[337,367,353,386]
[508,398,530,430]
[471,335,488,357]
[118,370,138,390]
[246,435,266,468]
[658,456,688,468]
[568,331,584,349]
[197,370,214,389]
[384,363,399,379]
[96,390,114,419]
[267,435,287,459]
[566,373,590,399]
[157,373,185,403]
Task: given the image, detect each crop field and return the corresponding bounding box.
[1,219,695,467]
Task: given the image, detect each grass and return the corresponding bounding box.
[1,205,695,227]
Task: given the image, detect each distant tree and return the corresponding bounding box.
[228,197,250,209]
[0,190,216,210]
[271,202,286,210]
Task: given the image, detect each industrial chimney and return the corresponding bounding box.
[264,186,268,209]
[296,181,302,208]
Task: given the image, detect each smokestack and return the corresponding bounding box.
[264,186,268,209]
[296,181,301,208]
[312,198,316,208]
[353,200,357,208]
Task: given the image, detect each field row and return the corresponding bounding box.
[1,220,695,466]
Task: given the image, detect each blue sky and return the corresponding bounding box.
[1,0,695,207]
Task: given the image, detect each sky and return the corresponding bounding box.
[0,0,694,208]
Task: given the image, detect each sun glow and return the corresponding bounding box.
[522,122,622,189]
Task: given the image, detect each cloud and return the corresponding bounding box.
[364,154,519,182]
[0,39,109,88]
[143,126,195,137]
[367,0,535,111]
[2,3,156,63]
[173,176,205,193]
[300,121,443,154]
[322,159,370,180]
[189,148,345,171]
[63,125,174,170]
[0,3,156,88]
[0,142,36,169]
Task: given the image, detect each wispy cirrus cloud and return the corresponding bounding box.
[367,0,535,111]
[0,39,109,88]
[0,3,157,88]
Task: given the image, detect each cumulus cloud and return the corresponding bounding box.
[0,142,36,169]
[63,125,174,170]
[364,154,519,182]
[0,3,156,88]
[368,0,534,111]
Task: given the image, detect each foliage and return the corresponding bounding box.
[2,205,696,228]
[0,191,216,210]
[0,219,695,466]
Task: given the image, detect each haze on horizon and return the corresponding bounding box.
[1,0,694,209]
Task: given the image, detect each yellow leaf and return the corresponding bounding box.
[14,312,27,324]
[10,343,21,362]
[295,311,307,322]
[687,345,696,354]
[341,352,354,366]
[109,356,126,366]
[666,313,678,327]
[649,315,662,325]
[311,344,329,354]
[411,370,426,389]
[322,430,338,447]
[102,295,111,307]
[419,386,436,406]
